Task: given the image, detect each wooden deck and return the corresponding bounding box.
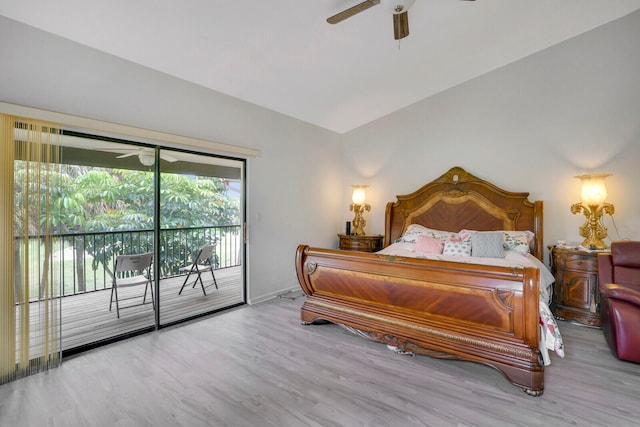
[59,265,243,351]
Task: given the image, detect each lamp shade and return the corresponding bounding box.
[351,185,367,205]
[576,174,610,205]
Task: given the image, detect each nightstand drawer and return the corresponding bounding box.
[346,239,373,251]
[337,234,383,252]
[563,257,597,271]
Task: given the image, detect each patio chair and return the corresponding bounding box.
[109,252,154,318]
[178,244,218,296]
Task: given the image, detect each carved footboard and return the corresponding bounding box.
[295,245,545,396]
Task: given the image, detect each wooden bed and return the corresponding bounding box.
[295,167,548,395]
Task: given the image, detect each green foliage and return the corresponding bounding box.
[23,166,241,234]
[15,162,241,283]
[160,173,238,228]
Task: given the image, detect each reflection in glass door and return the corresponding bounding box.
[157,149,245,325]
[55,135,159,352]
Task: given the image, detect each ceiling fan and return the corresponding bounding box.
[327,0,476,40]
[103,147,179,166]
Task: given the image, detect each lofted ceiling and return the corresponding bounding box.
[1,0,639,134]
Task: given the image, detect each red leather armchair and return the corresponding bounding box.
[598,241,640,362]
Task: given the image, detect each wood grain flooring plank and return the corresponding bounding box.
[2,295,640,426]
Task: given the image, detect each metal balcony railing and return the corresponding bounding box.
[18,225,242,300]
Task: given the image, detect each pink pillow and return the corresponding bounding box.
[415,235,444,254]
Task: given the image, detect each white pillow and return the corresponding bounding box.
[400,224,457,243]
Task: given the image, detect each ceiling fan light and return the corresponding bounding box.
[381,0,415,15]
[138,154,155,166]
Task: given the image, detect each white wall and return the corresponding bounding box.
[342,10,640,261]
[0,16,343,302]
[2,9,639,302]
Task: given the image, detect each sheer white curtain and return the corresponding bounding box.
[0,114,62,384]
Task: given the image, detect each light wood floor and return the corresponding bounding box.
[2,293,639,427]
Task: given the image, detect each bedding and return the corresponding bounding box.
[296,166,559,395]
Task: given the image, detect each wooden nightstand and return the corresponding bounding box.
[549,245,604,327]
[337,234,383,252]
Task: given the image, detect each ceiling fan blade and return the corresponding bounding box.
[392,11,409,40]
[160,153,179,163]
[116,152,138,159]
[102,148,134,154]
[327,0,380,24]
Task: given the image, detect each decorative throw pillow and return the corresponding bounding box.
[457,229,533,255]
[400,224,457,243]
[442,240,472,256]
[504,230,533,254]
[414,235,445,254]
[471,231,506,258]
[454,229,473,242]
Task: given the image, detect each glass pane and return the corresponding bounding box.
[53,134,158,350]
[158,149,245,325]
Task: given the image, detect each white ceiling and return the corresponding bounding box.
[1,0,639,134]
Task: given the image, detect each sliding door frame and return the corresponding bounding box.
[58,132,247,355]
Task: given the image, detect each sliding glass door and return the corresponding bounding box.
[47,132,245,352]
[157,149,245,325]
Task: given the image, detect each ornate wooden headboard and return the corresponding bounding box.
[384,167,544,261]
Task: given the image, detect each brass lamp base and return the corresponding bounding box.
[570,202,615,249]
[350,202,371,236]
[580,235,608,251]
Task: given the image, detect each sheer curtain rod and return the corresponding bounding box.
[0,102,261,158]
